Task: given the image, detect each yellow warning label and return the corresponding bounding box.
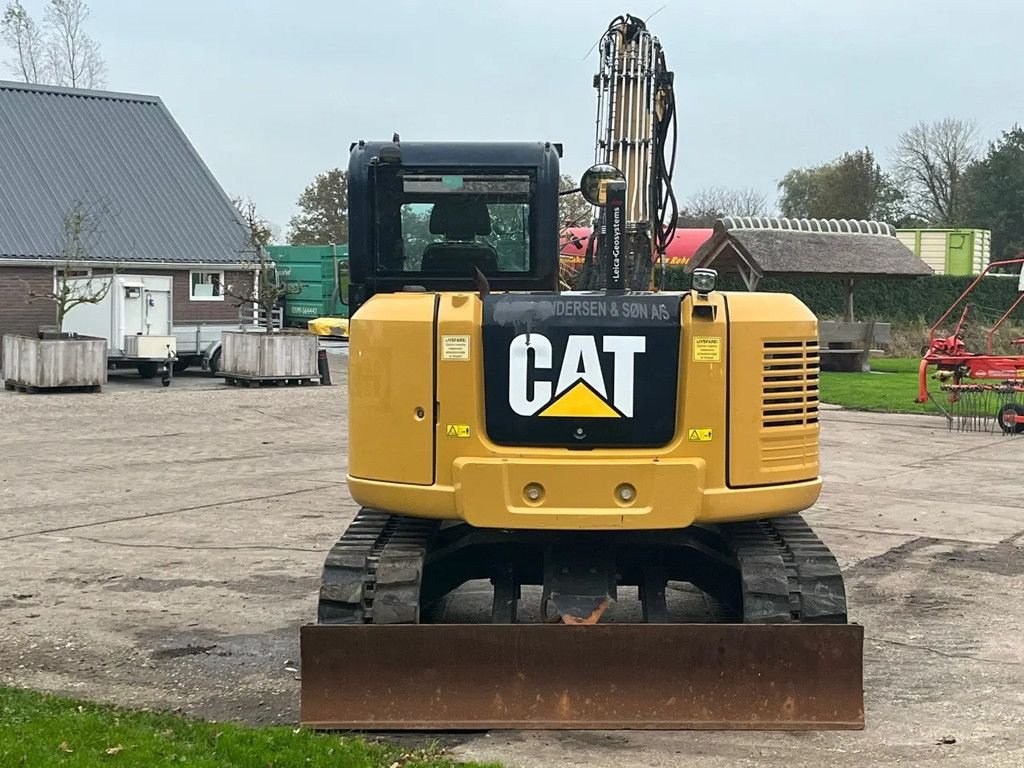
[692,337,721,362]
[445,424,471,438]
[539,381,621,418]
[687,428,713,442]
[1017,369,1024,378]
[442,335,471,361]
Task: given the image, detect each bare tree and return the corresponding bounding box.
[1,0,45,82]
[224,199,300,331]
[1,0,104,86]
[45,0,104,88]
[893,118,978,225]
[558,173,593,228]
[231,195,275,245]
[679,186,768,226]
[730,187,768,217]
[556,174,594,289]
[21,200,114,332]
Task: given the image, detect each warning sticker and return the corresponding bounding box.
[445,424,471,438]
[687,428,713,442]
[442,335,471,361]
[692,336,721,362]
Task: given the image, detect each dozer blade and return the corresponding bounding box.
[300,623,864,730]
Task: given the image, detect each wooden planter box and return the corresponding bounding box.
[220,332,318,382]
[2,334,107,392]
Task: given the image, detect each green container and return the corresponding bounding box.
[267,245,349,327]
[895,229,991,276]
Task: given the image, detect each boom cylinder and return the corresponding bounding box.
[590,14,675,291]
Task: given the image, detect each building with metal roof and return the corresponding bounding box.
[0,81,255,344]
[0,80,249,264]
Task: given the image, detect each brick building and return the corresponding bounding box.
[0,81,255,355]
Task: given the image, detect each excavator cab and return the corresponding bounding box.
[346,140,561,315]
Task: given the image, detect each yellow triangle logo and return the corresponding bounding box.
[538,381,621,418]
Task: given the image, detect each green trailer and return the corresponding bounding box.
[895,228,991,276]
[267,245,349,327]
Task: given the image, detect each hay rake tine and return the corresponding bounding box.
[941,382,1024,434]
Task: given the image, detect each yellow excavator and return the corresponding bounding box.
[300,15,864,729]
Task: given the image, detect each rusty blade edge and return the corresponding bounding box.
[303,720,865,731]
[300,623,864,731]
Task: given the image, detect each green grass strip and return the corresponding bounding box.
[0,687,499,768]
[819,357,942,414]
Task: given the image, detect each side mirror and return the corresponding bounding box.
[580,163,625,206]
[337,261,350,308]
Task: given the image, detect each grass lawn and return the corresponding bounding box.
[819,357,944,415]
[0,687,497,768]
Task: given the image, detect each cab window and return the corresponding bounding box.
[377,173,533,275]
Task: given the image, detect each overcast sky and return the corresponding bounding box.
[24,1,1024,236]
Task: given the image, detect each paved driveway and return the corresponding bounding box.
[1,368,1021,766]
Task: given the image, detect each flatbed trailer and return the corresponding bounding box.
[173,310,280,374]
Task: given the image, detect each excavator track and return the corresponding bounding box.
[304,510,862,729]
[723,514,847,624]
[318,509,439,625]
[318,509,846,627]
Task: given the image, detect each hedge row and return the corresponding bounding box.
[659,268,1021,324]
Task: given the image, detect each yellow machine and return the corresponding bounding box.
[300,14,863,730]
[347,290,822,530]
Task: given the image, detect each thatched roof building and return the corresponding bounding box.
[687,217,932,320]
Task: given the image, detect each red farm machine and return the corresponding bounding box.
[917,257,1024,433]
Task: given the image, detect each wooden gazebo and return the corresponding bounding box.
[688,217,932,370]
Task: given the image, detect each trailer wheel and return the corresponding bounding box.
[172,358,191,374]
[137,362,159,379]
[997,403,1024,434]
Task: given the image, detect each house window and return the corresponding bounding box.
[54,266,91,290]
[190,270,224,301]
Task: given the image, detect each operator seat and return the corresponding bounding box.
[420,199,498,274]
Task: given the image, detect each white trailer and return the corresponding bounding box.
[63,274,177,385]
[63,274,275,380]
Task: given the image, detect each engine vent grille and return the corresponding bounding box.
[762,340,819,428]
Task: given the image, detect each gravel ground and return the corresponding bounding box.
[1,358,1022,767]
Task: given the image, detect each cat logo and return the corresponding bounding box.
[483,293,679,448]
[508,333,644,418]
